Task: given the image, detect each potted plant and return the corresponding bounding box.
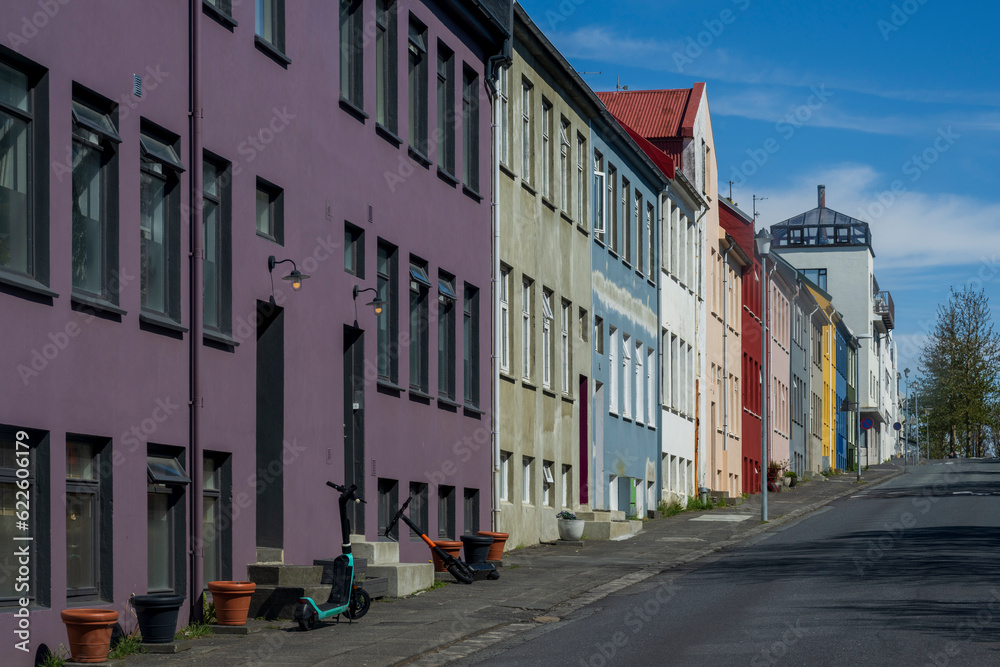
[784,470,798,488]
[430,540,463,572]
[207,581,256,626]
[477,530,509,561]
[556,510,585,541]
[132,593,185,643]
[767,460,786,493]
[61,608,119,663]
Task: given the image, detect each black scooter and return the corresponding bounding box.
[385,495,499,583]
[294,482,371,630]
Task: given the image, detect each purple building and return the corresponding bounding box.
[0,0,508,660]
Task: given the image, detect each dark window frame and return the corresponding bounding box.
[344,221,364,278]
[408,482,428,542]
[139,122,184,323]
[463,488,479,535]
[461,66,479,193]
[409,257,431,393]
[65,435,113,602]
[201,452,232,589]
[376,0,398,134]
[255,0,286,55]
[436,42,455,177]
[255,177,284,245]
[407,17,429,158]
[463,283,480,408]
[203,153,232,337]
[146,446,188,595]
[437,272,456,401]
[339,0,364,109]
[377,240,399,384]
[377,478,399,542]
[437,485,455,539]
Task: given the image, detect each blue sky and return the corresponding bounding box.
[518,0,1000,379]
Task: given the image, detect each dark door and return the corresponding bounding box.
[579,375,589,505]
[256,300,284,550]
[343,326,365,534]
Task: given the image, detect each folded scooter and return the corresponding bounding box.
[385,495,499,583]
[294,481,371,630]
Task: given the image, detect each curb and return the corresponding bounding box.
[402,467,906,666]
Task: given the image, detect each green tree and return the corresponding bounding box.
[919,286,1000,457]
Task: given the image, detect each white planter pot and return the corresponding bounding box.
[557,519,585,541]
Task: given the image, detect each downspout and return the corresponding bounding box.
[487,53,504,531]
[188,0,204,619]
[720,244,733,461]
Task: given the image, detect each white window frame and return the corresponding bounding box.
[609,326,619,414]
[541,100,551,198]
[499,451,510,501]
[499,267,510,373]
[561,300,570,394]
[542,289,553,389]
[635,340,644,425]
[623,333,632,419]
[593,164,606,235]
[647,347,655,426]
[499,67,509,165]
[560,119,570,212]
[521,81,531,182]
[522,456,532,504]
[576,135,585,223]
[561,465,570,508]
[522,278,532,381]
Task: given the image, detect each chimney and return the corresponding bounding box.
[818,184,826,208]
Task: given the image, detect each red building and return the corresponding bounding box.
[719,199,762,492]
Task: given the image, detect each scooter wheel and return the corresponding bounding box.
[345,587,371,620]
[298,613,317,631]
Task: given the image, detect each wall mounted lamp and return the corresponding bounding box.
[268,255,310,291]
[353,285,386,316]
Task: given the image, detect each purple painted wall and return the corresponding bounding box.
[0,1,503,662]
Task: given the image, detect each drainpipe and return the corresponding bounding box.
[487,54,504,531]
[720,244,732,468]
[188,0,205,619]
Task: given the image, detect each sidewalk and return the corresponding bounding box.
[129,462,906,667]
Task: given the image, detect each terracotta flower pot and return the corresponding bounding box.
[61,608,119,663]
[430,541,463,572]
[208,581,256,626]
[477,531,509,561]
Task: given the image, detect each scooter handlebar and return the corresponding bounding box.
[384,495,414,539]
[326,481,367,503]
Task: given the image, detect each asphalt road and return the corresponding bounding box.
[465,459,1000,667]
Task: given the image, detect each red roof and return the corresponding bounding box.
[596,83,704,140]
[613,115,675,180]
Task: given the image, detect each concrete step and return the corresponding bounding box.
[583,519,643,540]
[247,584,331,620]
[575,510,626,522]
[255,547,283,564]
[247,564,323,587]
[365,563,434,597]
[352,538,400,565]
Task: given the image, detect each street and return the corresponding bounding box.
[465,460,1000,667]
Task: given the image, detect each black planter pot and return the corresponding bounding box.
[459,535,493,564]
[132,594,185,644]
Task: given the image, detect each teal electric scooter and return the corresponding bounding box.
[293,481,371,631]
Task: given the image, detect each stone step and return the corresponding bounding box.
[313,557,368,584]
[247,564,323,587]
[583,519,643,540]
[255,547,283,564]
[365,563,434,597]
[352,538,400,565]
[247,584,331,621]
[575,510,626,522]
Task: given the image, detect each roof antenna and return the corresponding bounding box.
[578,71,602,76]
[753,194,768,222]
[616,74,628,92]
[728,180,735,200]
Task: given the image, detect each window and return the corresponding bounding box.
[521,80,532,182]
[560,118,570,212]
[436,43,455,175]
[609,326,618,413]
[595,316,604,354]
[344,222,364,278]
[340,0,364,108]
[622,178,631,264]
[255,177,283,243]
[561,300,571,393]
[647,347,655,424]
[542,461,554,507]
[147,449,190,593]
[1,426,48,607]
[377,478,399,541]
[541,99,551,198]
[635,192,643,274]
[499,266,510,373]
[1,58,47,285]
[376,0,398,132]
[140,126,184,320]
[463,488,480,534]
[521,456,533,504]
[202,453,231,588]
[608,165,618,253]
[66,437,112,601]
[522,277,533,381]
[377,241,398,383]
[203,156,231,335]
[408,482,428,541]
[561,464,572,508]
[498,67,509,165]
[463,284,480,408]
[623,334,632,419]
[409,259,431,393]
[255,0,285,53]
[802,268,827,291]
[205,0,233,20]
[593,151,605,238]
[408,18,428,157]
[647,203,655,280]
[635,341,644,424]
[499,451,511,502]
[579,307,588,343]
[542,288,553,389]
[438,273,457,400]
[71,95,120,303]
[437,485,455,539]
[462,66,479,192]
[576,134,586,224]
